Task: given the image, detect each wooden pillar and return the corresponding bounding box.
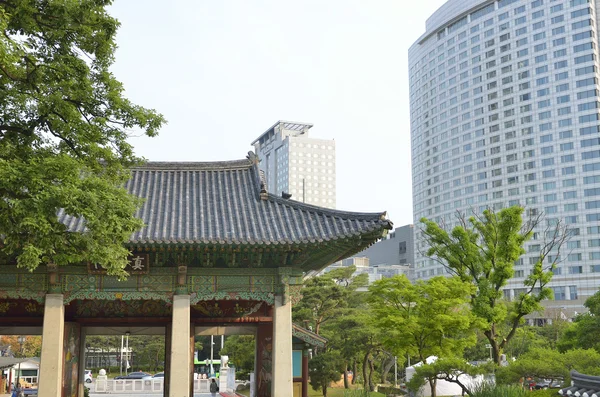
[190,323,195,397]
[272,293,293,396]
[62,322,81,397]
[38,294,65,397]
[302,348,309,397]
[164,325,171,397]
[255,323,273,397]
[78,327,87,397]
[169,294,191,397]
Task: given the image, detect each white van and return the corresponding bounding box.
[84,370,93,383]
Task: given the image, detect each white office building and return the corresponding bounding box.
[410,0,600,319]
[251,121,336,208]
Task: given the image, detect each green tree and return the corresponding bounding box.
[558,290,600,353]
[368,275,478,397]
[421,207,569,364]
[308,350,343,397]
[496,347,600,386]
[220,335,255,381]
[0,0,165,276]
[293,266,364,336]
[325,308,372,389]
[126,336,165,372]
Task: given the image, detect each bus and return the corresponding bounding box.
[193,358,220,378]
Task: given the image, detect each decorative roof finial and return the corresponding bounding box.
[247,151,260,164]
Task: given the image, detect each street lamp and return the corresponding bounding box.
[210,335,214,376]
[16,336,25,390]
[485,344,492,361]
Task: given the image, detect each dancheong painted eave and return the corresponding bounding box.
[57,152,393,250]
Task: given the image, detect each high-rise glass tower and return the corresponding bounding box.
[410,0,600,319]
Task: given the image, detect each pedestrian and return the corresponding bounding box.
[209,377,219,396]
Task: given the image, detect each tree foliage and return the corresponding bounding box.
[496,347,600,385]
[368,275,477,397]
[0,0,165,276]
[220,335,255,381]
[324,308,378,389]
[369,275,477,362]
[293,265,364,335]
[558,290,600,353]
[308,350,343,397]
[0,335,42,357]
[421,207,569,364]
[127,336,165,372]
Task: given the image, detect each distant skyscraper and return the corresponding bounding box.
[251,121,336,208]
[409,0,600,319]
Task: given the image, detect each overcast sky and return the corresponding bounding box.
[108,0,448,227]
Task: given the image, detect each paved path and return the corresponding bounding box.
[89,392,239,397]
[4,391,239,397]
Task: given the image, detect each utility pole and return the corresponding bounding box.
[120,336,124,376]
[394,356,397,387]
[210,335,214,376]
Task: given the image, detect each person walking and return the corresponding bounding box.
[209,377,219,396]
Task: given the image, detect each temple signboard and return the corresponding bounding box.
[88,253,150,275]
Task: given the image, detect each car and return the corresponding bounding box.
[85,369,93,383]
[534,380,563,389]
[114,371,152,380]
[152,372,164,378]
[533,382,548,390]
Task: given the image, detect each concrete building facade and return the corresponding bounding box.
[321,257,410,286]
[251,121,336,208]
[357,224,415,268]
[320,225,415,284]
[410,0,600,318]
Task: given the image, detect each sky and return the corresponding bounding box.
[108,0,448,227]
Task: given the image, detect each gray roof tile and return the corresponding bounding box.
[59,154,392,246]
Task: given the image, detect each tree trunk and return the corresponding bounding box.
[362,352,370,391]
[352,359,358,385]
[484,330,502,365]
[343,361,349,389]
[429,377,437,397]
[381,354,394,384]
[368,356,376,392]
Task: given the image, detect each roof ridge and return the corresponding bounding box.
[131,158,253,171]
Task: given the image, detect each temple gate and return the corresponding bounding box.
[0,153,392,397]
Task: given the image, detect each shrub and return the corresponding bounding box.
[470,382,528,397]
[530,389,560,397]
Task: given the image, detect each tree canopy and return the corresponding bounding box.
[293,266,364,335]
[369,275,477,362]
[308,350,343,397]
[0,0,165,276]
[368,275,477,397]
[496,347,600,385]
[559,290,600,353]
[421,206,569,364]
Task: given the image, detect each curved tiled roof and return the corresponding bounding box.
[560,371,600,397]
[58,153,392,247]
